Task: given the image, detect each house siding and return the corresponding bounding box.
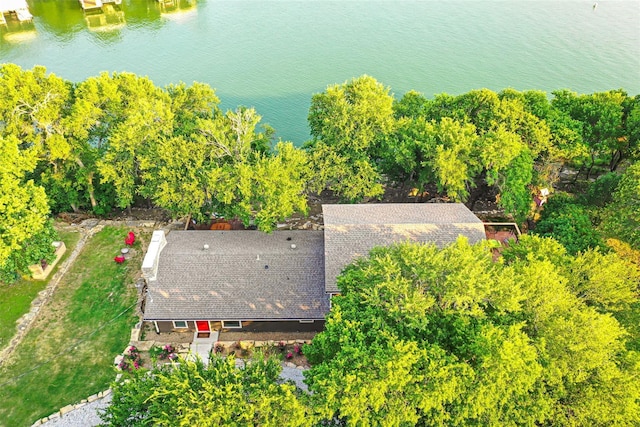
[154,320,324,334]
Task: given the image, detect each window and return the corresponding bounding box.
[222,320,242,329]
[173,320,188,329]
[299,320,315,324]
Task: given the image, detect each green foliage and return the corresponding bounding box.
[427,118,479,201]
[552,89,628,172]
[0,221,58,284]
[306,238,640,426]
[579,171,622,207]
[0,65,636,232]
[0,136,51,278]
[102,355,312,427]
[533,193,605,255]
[307,75,394,201]
[494,150,534,224]
[601,162,640,248]
[0,63,70,155]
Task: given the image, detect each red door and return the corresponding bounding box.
[196,321,210,332]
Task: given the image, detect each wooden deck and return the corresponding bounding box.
[79,0,121,11]
[79,0,103,11]
[0,0,33,22]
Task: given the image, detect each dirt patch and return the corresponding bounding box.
[141,325,194,344]
[219,331,317,342]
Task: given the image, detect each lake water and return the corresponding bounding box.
[1,0,639,144]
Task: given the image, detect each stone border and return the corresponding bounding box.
[30,389,111,426]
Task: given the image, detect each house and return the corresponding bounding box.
[142,203,486,336]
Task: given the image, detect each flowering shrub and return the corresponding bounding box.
[150,344,177,361]
[294,344,303,355]
[119,346,142,372]
[286,352,293,360]
[278,341,286,352]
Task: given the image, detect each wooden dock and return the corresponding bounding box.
[78,0,121,11]
[79,0,103,11]
[0,0,33,22]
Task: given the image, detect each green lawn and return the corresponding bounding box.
[0,226,149,427]
[0,229,81,350]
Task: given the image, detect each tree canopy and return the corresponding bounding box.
[0,135,55,282]
[304,237,640,426]
[2,64,638,278]
[102,355,312,427]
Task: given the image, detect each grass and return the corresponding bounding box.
[0,229,81,350]
[0,226,149,427]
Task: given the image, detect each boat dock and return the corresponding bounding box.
[79,0,121,11]
[0,0,33,22]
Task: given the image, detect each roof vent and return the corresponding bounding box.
[286,237,292,241]
[203,244,209,250]
[290,244,297,249]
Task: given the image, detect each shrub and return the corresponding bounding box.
[534,193,605,255]
[579,172,621,207]
[119,346,142,372]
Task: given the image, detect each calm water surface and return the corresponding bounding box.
[1,0,639,143]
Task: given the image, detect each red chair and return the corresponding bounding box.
[114,255,125,264]
[125,232,135,246]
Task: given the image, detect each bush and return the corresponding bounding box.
[118,346,142,372]
[534,193,605,255]
[150,344,177,361]
[579,172,621,207]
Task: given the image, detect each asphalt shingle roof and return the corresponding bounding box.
[322,203,486,293]
[143,231,328,321]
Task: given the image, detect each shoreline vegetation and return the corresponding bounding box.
[1,64,639,426]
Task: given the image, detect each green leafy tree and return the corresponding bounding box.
[0,221,58,284]
[426,118,480,201]
[0,64,70,157]
[305,237,640,426]
[552,89,628,174]
[101,355,312,427]
[533,193,605,254]
[211,142,310,232]
[306,75,394,201]
[601,162,640,248]
[0,136,52,282]
[66,72,173,211]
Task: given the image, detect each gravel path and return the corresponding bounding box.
[39,395,111,427]
[38,363,308,426]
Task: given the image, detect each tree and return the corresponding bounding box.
[552,89,628,175]
[101,355,312,427]
[211,142,310,232]
[601,162,640,248]
[305,237,640,426]
[0,136,52,283]
[0,64,70,156]
[65,72,174,211]
[306,75,395,201]
[533,193,605,255]
[426,118,480,201]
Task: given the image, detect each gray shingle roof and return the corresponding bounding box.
[144,231,328,321]
[322,203,486,293]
